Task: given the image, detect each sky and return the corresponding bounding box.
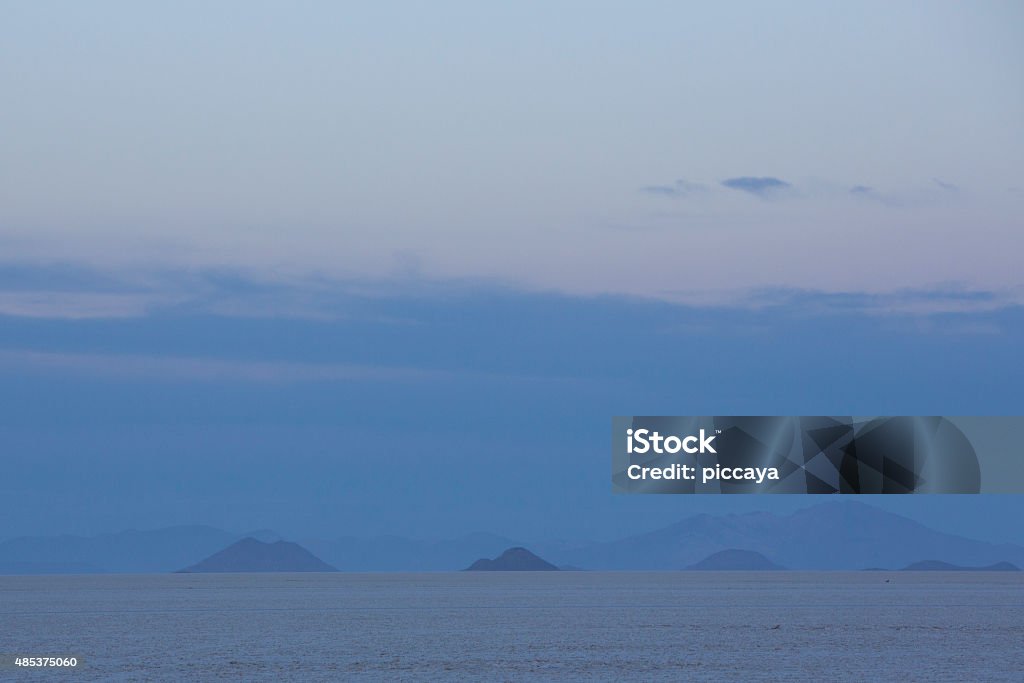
[2,1,1022,298]
[1,2,1023,544]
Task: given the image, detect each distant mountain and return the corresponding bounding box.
[550,502,1024,571]
[901,560,1020,572]
[686,549,785,570]
[465,547,559,571]
[6,502,1024,574]
[304,532,520,572]
[178,538,337,573]
[0,561,105,574]
[0,525,244,574]
[0,528,518,574]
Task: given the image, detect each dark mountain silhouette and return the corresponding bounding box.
[178,538,337,573]
[686,549,785,570]
[901,560,1020,572]
[465,547,559,571]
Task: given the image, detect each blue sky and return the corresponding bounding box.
[1,268,1023,543]
[1,3,1022,543]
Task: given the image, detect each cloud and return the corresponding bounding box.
[639,179,706,199]
[1,263,1021,328]
[0,266,412,322]
[0,291,181,319]
[738,286,1022,316]
[0,349,448,383]
[846,177,973,207]
[721,176,791,197]
[0,346,586,386]
[848,185,903,207]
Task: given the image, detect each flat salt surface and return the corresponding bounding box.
[2,572,1022,681]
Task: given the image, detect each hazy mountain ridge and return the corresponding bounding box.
[548,502,1024,570]
[3,503,1023,574]
[0,525,241,574]
[901,560,1020,572]
[303,532,521,571]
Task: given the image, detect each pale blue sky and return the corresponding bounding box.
[2,1,1022,300]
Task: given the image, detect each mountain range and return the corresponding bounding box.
[900,560,1019,572]
[2,502,1022,574]
[0,525,279,574]
[542,502,1024,570]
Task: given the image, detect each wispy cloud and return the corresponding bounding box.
[1,263,1020,324]
[0,268,414,322]
[721,176,792,197]
[848,185,902,207]
[0,348,589,386]
[639,179,706,199]
[739,286,1022,316]
[0,291,182,319]
[0,349,447,383]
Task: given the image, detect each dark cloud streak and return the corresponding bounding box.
[721,176,791,197]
